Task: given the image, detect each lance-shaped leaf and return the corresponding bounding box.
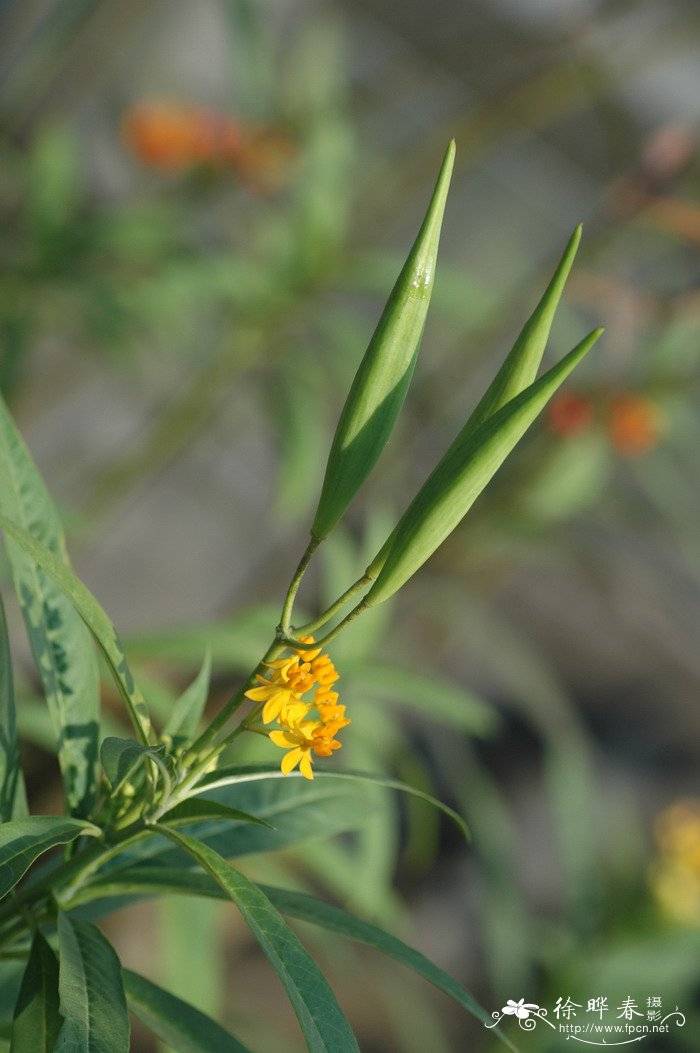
[311,141,455,540]
[10,930,62,1053]
[0,594,28,822]
[123,970,253,1053]
[0,515,151,746]
[0,817,100,900]
[164,649,211,739]
[366,328,603,604]
[154,826,360,1053]
[55,913,129,1053]
[0,393,100,815]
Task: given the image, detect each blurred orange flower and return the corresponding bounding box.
[122,98,295,191]
[546,392,593,437]
[607,394,661,456]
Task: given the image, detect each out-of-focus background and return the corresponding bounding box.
[2,1,700,1050]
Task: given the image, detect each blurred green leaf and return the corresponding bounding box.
[125,605,281,670]
[164,650,211,740]
[523,431,610,522]
[27,127,80,242]
[0,394,101,815]
[350,662,500,735]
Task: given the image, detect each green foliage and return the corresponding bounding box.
[0,515,151,746]
[10,932,61,1053]
[155,827,361,1053]
[55,914,130,1052]
[0,393,100,816]
[0,595,27,822]
[123,970,253,1053]
[0,139,595,1052]
[0,817,100,899]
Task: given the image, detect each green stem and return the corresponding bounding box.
[279,534,321,633]
[182,638,282,766]
[297,573,372,635]
[280,599,370,651]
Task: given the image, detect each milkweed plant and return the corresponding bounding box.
[0,141,601,1052]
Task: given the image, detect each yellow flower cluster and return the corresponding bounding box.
[244,636,350,780]
[650,798,700,925]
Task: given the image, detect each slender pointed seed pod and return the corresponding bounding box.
[364,328,603,605]
[460,223,582,438]
[364,223,584,581]
[310,140,455,541]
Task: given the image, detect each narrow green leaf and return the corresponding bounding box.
[164,650,211,739]
[461,224,583,437]
[0,817,100,900]
[10,931,61,1053]
[69,874,516,1052]
[0,515,151,746]
[194,765,469,841]
[153,827,360,1053]
[123,970,252,1053]
[55,913,129,1053]
[259,887,517,1051]
[366,328,603,602]
[159,798,272,829]
[0,595,28,822]
[0,393,101,815]
[311,141,455,539]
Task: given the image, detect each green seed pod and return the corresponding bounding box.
[365,327,603,606]
[364,223,583,581]
[461,223,582,438]
[311,140,455,540]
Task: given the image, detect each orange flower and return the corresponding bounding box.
[607,394,661,456]
[546,392,593,437]
[122,100,197,171]
[246,636,349,777]
[122,100,295,191]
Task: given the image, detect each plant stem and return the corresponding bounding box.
[182,638,282,767]
[280,598,370,651]
[297,573,372,635]
[279,534,321,633]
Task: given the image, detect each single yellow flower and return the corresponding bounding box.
[245,675,300,724]
[269,721,319,779]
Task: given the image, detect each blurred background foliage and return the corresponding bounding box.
[2,0,700,1050]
